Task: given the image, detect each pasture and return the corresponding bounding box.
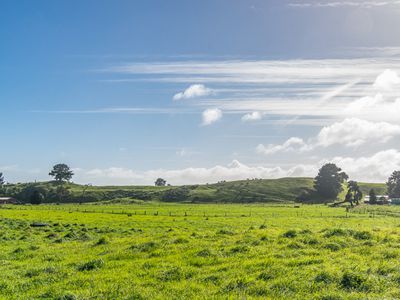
[0,203,400,299]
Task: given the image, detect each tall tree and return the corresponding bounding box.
[0,172,4,186]
[49,164,74,183]
[369,189,377,204]
[387,171,400,198]
[314,163,348,199]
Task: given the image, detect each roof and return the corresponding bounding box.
[0,197,15,200]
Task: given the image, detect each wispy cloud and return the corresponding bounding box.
[288,1,400,8]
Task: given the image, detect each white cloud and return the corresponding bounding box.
[330,149,400,182]
[373,69,400,91]
[202,108,222,126]
[51,149,400,185]
[257,118,400,155]
[316,118,400,147]
[74,160,318,185]
[344,70,400,123]
[288,1,399,8]
[173,84,213,100]
[256,137,311,155]
[241,111,264,122]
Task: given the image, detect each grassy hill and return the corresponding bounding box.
[1,178,387,204]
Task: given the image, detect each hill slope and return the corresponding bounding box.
[1,178,387,204]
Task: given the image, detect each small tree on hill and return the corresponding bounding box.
[49,164,74,183]
[155,178,167,187]
[387,171,400,198]
[314,163,348,200]
[369,189,377,204]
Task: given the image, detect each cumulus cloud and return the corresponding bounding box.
[202,108,222,126]
[373,69,400,91]
[173,84,213,100]
[316,118,400,147]
[69,148,400,185]
[256,137,311,155]
[241,111,264,122]
[257,118,400,155]
[331,149,400,182]
[74,160,318,185]
[344,69,400,122]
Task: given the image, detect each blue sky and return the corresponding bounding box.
[2,0,400,185]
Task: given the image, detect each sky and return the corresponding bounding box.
[2,0,400,185]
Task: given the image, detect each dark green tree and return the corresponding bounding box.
[49,164,74,183]
[0,172,4,186]
[155,178,167,187]
[30,190,44,205]
[348,181,363,205]
[345,189,354,207]
[369,189,377,204]
[344,181,363,206]
[387,171,400,198]
[314,163,348,199]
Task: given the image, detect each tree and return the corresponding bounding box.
[345,189,354,207]
[348,181,363,205]
[344,181,363,206]
[387,171,400,198]
[0,173,4,194]
[30,190,44,205]
[155,178,167,187]
[49,164,74,183]
[314,163,348,199]
[369,189,377,204]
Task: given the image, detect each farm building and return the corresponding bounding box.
[0,197,17,204]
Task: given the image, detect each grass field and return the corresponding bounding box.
[4,177,387,204]
[1,203,400,299]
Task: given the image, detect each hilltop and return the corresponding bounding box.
[2,178,387,204]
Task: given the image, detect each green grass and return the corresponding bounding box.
[3,177,387,204]
[0,203,400,299]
